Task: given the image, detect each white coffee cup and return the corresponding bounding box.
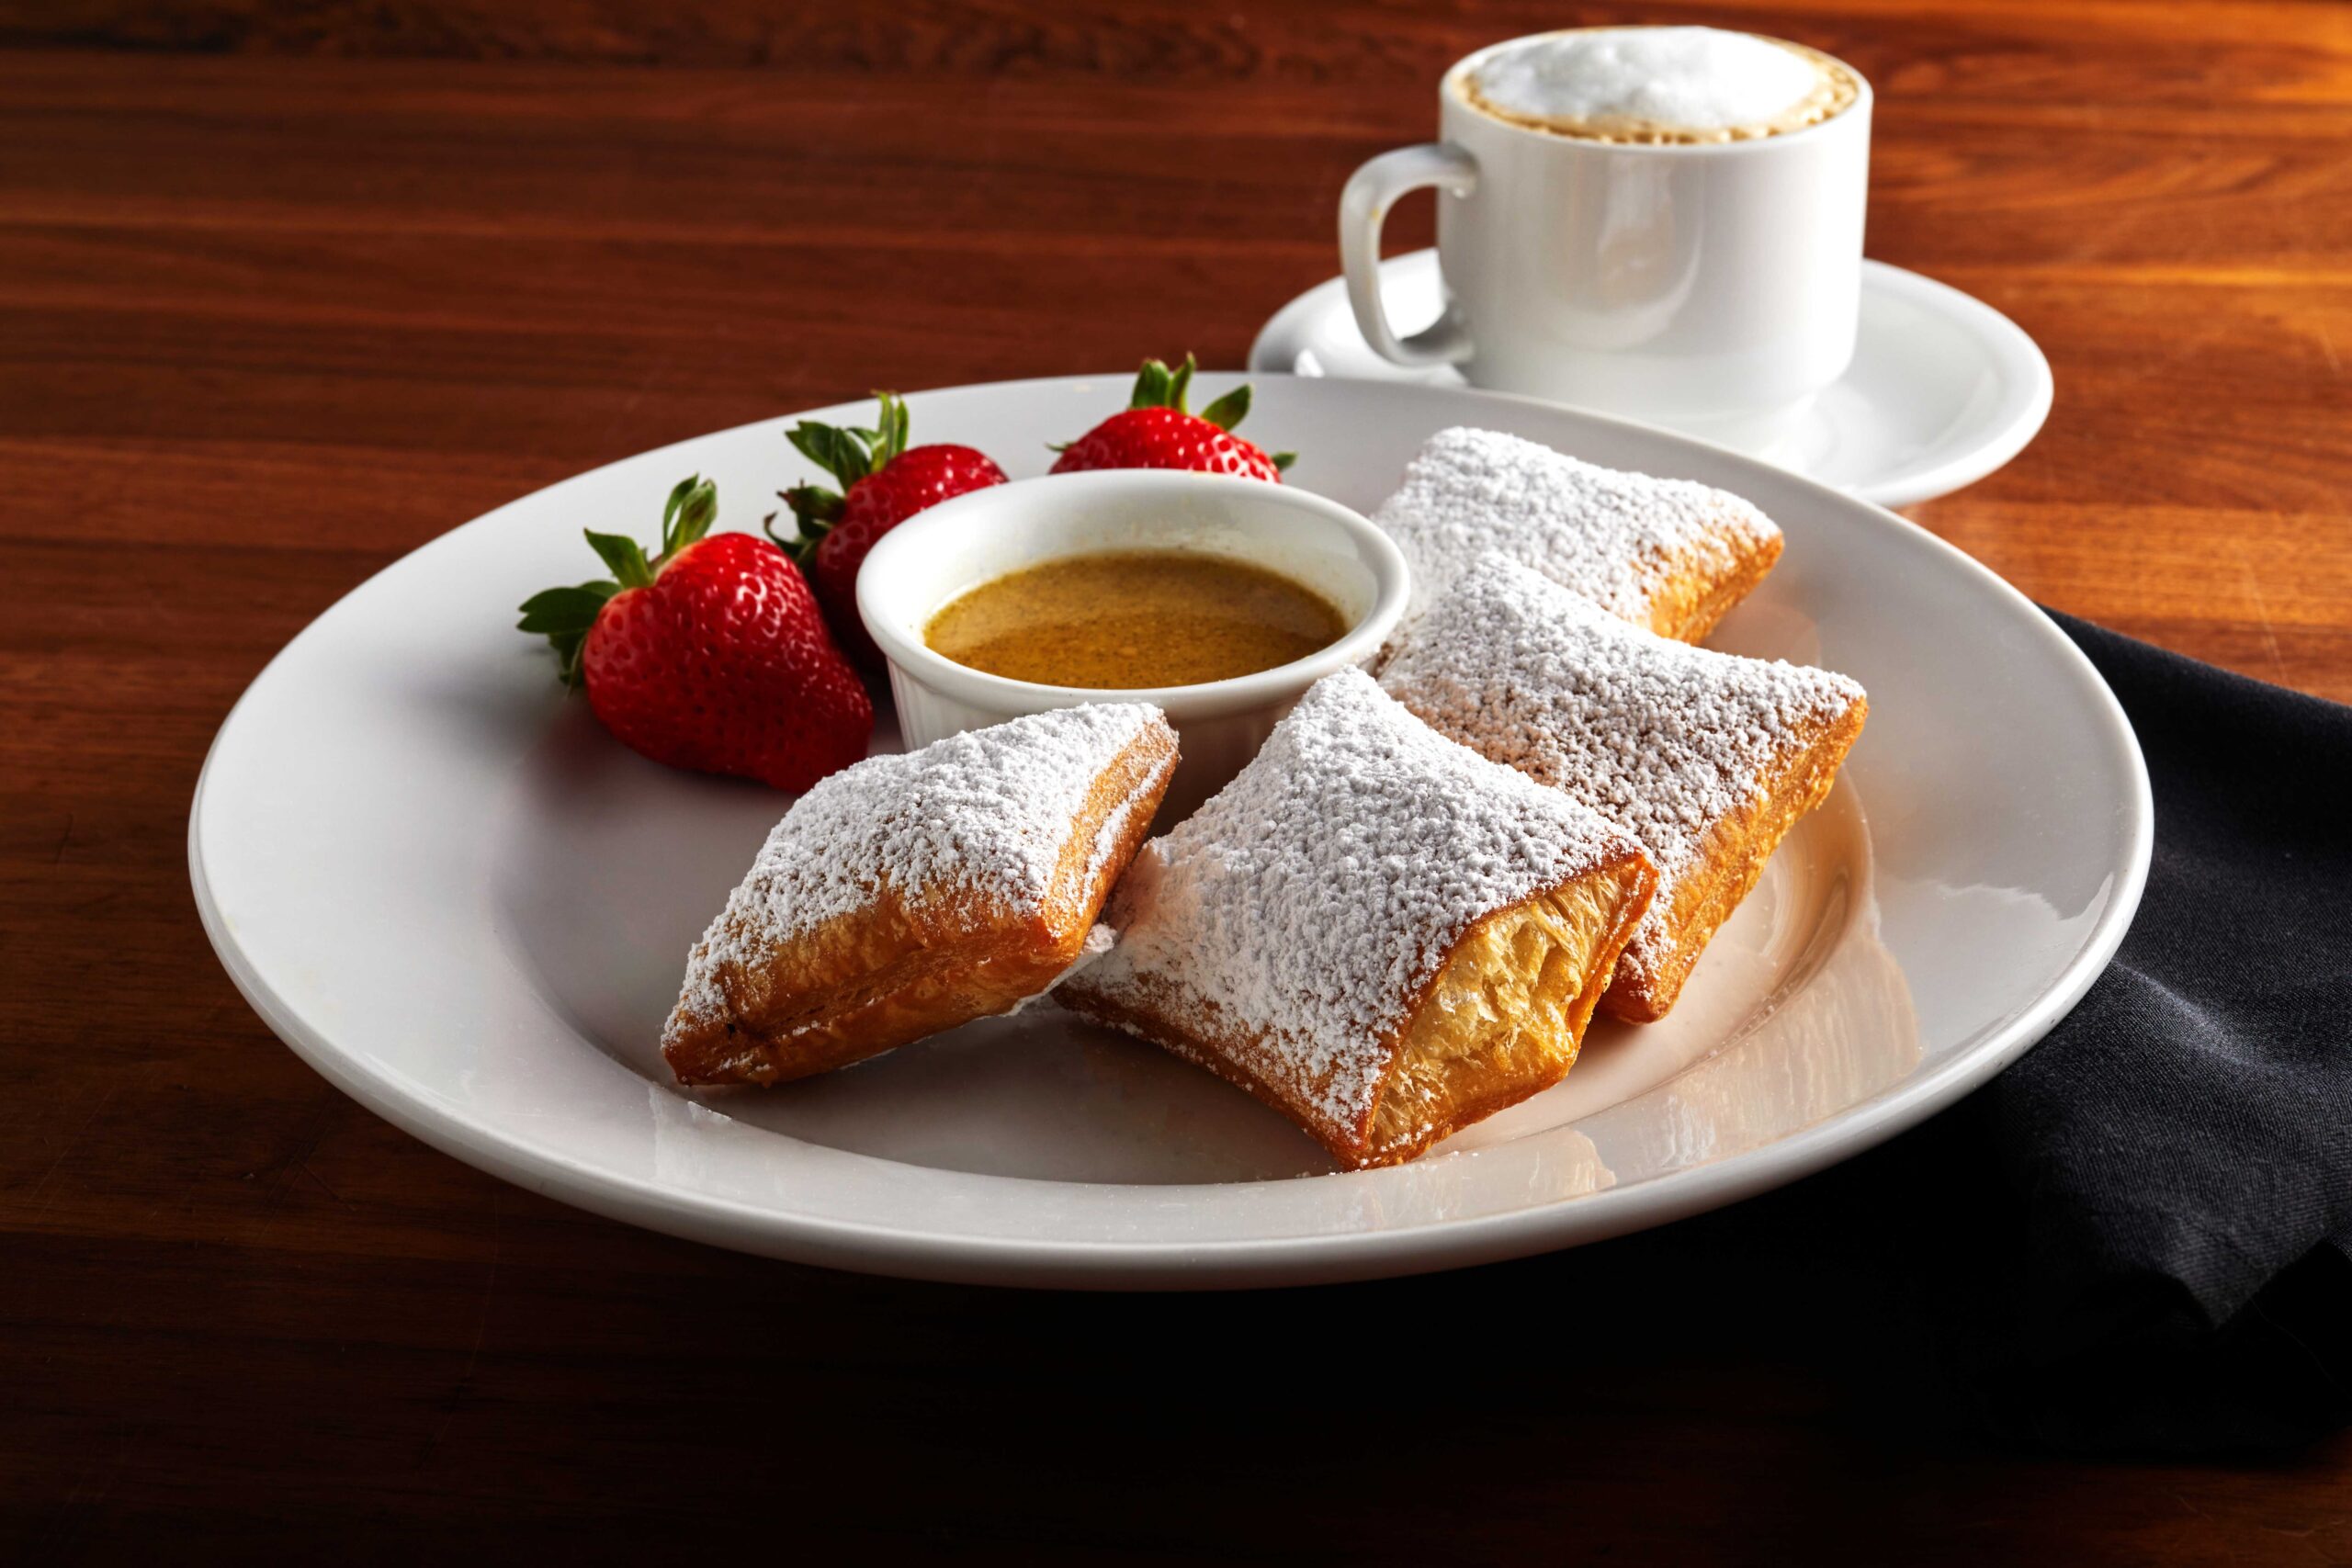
[1340,28,1871,447]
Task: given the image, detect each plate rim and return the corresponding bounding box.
[188,371,2150,1290]
[1246,253,2056,510]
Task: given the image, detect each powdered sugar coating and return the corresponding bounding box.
[1371,426,1781,622]
[1072,668,1640,1135]
[670,703,1165,1028]
[1376,554,1864,982]
[1083,754,1165,889]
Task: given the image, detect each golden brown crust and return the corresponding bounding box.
[663,721,1176,1086]
[1652,526,1785,643]
[1068,846,1657,1170]
[1600,694,1866,1021]
[1363,850,1657,1164]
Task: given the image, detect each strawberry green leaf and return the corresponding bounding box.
[763,511,801,558]
[584,528,654,589]
[785,484,845,526]
[1198,383,1251,433]
[1272,450,1296,472]
[769,486,843,561]
[548,627,593,689]
[516,581,617,635]
[516,580,619,690]
[786,421,874,489]
[660,476,694,541]
[868,391,910,467]
[1166,354,1195,413]
[1130,357,1174,410]
[660,474,719,558]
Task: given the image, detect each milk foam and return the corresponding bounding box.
[1465,28,1855,143]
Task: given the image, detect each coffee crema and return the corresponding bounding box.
[923,549,1349,690]
[1458,27,1859,146]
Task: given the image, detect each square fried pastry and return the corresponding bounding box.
[1377,554,1868,1022]
[1060,669,1657,1170]
[662,703,1177,1087]
[1372,426,1784,642]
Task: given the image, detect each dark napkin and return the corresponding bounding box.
[1556,610,2352,1452]
[1028,614,2350,1464]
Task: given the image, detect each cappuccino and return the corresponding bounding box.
[1459,27,1859,145]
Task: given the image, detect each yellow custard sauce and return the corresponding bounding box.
[924,550,1350,688]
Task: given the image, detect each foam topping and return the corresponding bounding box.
[1468,28,1849,141]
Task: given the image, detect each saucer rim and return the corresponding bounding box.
[1247,252,2053,509]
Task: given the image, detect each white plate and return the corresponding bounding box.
[1250,254,2054,509]
[191,374,2147,1289]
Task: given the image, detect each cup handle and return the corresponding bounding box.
[1339,143,1479,367]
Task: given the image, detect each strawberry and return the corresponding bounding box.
[518,475,872,793]
[1049,355,1295,482]
[769,391,1008,668]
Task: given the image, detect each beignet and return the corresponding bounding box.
[1371,426,1783,641]
[1377,555,1867,1021]
[1060,669,1656,1170]
[662,703,1177,1086]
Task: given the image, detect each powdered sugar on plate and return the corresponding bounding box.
[1069,668,1640,1135]
[1371,426,1781,621]
[1012,922,1122,1016]
[671,703,1166,1026]
[1376,554,1864,982]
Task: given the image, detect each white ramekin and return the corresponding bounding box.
[856,469,1413,825]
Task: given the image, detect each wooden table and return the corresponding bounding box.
[6,1,2348,1556]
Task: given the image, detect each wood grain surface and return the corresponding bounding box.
[5,1,2349,1559]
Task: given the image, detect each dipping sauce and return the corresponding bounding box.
[924,549,1350,688]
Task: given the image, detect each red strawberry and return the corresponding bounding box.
[1049,355,1295,482]
[518,475,872,793]
[769,391,1007,668]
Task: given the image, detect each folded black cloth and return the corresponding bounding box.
[1578,611,2352,1452]
[1966,611,2352,1445]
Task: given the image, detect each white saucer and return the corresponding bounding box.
[190,373,2145,1288]
[1250,253,2053,509]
